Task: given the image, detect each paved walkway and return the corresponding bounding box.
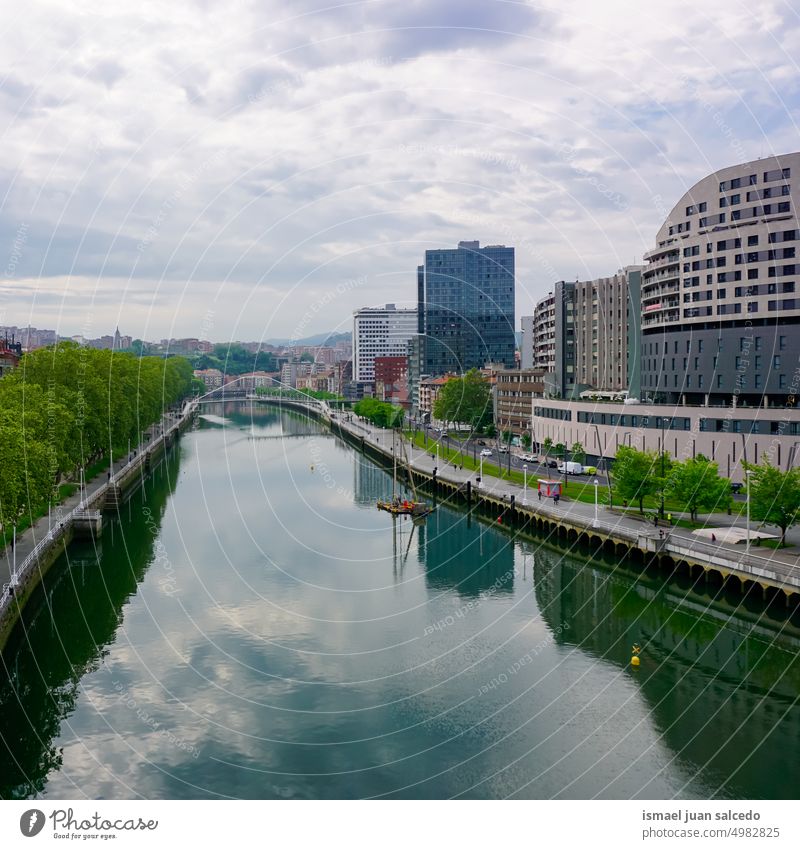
[335,413,800,576]
[0,409,184,592]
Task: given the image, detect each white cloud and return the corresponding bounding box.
[1,0,799,338]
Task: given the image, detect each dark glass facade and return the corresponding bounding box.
[420,241,516,375]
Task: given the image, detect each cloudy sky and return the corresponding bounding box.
[1,0,799,343]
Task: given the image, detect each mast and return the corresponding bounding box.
[392,428,397,499]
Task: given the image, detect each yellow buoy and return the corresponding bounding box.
[631,655,640,667]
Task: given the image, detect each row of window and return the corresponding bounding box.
[719,168,791,191]
[533,406,572,421]
[644,335,786,356]
[720,185,791,206]
[643,371,788,389]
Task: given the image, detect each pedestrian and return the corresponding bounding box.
[553,493,560,505]
[711,533,717,542]
[667,512,672,524]
[537,490,542,501]
[654,515,658,527]
[107,471,111,481]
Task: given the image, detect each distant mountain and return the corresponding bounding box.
[263,330,351,347]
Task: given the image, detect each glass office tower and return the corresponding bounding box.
[420,240,516,375]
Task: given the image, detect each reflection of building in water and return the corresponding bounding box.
[352,454,391,504]
[419,509,514,598]
[534,549,800,797]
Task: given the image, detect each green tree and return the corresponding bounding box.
[521,432,531,450]
[612,445,670,514]
[666,455,731,521]
[433,370,492,430]
[570,441,586,465]
[353,398,403,428]
[742,457,800,545]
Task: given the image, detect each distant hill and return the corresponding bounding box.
[264,330,351,347]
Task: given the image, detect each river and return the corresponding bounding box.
[1,403,798,799]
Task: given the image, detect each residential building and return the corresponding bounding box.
[641,151,800,406]
[520,315,535,369]
[531,267,641,399]
[193,368,223,389]
[419,241,516,376]
[0,337,22,377]
[418,375,454,420]
[374,355,408,404]
[353,303,417,384]
[494,368,546,438]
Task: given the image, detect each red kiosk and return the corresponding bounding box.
[537,479,562,498]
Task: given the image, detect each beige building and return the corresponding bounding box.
[494,369,545,437]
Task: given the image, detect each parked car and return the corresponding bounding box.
[584,465,598,474]
[477,439,487,446]
[547,459,559,468]
[498,445,509,454]
[731,482,744,494]
[520,454,536,463]
[480,448,493,457]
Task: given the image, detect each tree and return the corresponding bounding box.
[570,441,586,465]
[433,369,492,431]
[502,429,513,445]
[666,455,731,521]
[554,442,566,458]
[742,457,800,545]
[612,445,670,514]
[353,398,403,428]
[521,432,531,450]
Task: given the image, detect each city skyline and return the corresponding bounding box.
[2,2,800,340]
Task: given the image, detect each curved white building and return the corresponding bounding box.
[641,152,800,406]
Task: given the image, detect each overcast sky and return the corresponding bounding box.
[1,0,799,343]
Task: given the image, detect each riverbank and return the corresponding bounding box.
[0,399,198,652]
[247,396,800,607]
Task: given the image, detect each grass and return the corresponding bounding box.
[759,539,793,550]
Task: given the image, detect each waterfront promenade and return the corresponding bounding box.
[0,401,197,619]
[321,404,800,598]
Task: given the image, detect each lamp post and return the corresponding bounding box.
[659,417,665,519]
[593,478,599,527]
[479,454,484,485]
[745,469,753,558]
[523,464,528,504]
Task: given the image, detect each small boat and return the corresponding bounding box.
[377,429,433,521]
[377,498,434,518]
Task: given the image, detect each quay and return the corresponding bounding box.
[0,399,199,651]
[248,395,800,609]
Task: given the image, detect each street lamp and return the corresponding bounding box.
[659,418,665,519]
[745,469,753,558]
[523,464,528,504]
[593,478,600,527]
[479,453,484,485]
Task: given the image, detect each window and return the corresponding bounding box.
[755,374,762,388]
[755,336,762,350]
[698,374,704,388]
[780,335,787,350]
[748,235,759,246]
[694,357,700,369]
[774,355,781,368]
[748,269,759,280]
[717,374,723,387]
[735,355,742,368]
[780,374,787,388]
[755,355,762,369]
[698,339,704,352]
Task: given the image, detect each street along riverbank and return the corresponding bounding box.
[250,395,800,612]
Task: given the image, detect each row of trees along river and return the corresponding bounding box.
[0,343,193,543]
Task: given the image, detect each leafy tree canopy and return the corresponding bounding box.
[432,370,492,429]
[742,456,800,544]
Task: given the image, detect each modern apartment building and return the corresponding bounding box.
[641,152,800,406]
[494,368,546,438]
[529,267,641,399]
[353,304,417,383]
[419,241,516,375]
